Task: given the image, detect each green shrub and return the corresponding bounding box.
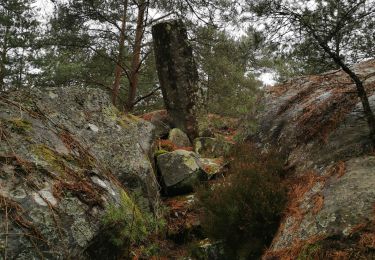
[196,143,287,259]
[92,190,166,259]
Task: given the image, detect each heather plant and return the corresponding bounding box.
[197,143,287,259]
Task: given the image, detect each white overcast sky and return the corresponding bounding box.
[32,0,277,85]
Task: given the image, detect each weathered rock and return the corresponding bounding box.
[0,87,160,259]
[156,150,204,195]
[199,158,225,179]
[255,59,375,258]
[168,128,192,147]
[194,137,233,158]
[152,20,201,140]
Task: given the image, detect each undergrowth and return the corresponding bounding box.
[196,143,287,259]
[96,190,166,259]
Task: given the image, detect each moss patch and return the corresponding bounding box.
[102,190,148,247]
[9,118,32,134]
[102,106,120,121]
[154,149,169,157]
[32,144,66,175]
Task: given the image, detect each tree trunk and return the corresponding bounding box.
[126,0,147,111]
[316,36,375,146]
[112,0,128,106]
[152,20,201,140]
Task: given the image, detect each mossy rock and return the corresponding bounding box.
[9,118,32,134]
[156,150,205,195]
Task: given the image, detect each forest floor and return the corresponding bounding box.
[130,113,239,259]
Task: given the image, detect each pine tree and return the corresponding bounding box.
[249,0,375,146]
[0,0,39,90]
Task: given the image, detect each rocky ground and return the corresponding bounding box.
[134,110,239,259]
[257,59,375,259]
[0,86,238,259]
[2,59,375,259]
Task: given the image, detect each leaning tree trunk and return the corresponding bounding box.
[310,30,375,147]
[152,20,201,140]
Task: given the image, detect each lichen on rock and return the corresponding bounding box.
[256,59,375,258]
[0,86,161,259]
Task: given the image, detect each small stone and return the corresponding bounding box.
[87,123,99,133]
[48,92,58,99]
[168,128,191,147]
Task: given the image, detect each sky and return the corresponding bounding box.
[32,0,277,86]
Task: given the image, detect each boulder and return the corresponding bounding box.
[255,59,375,258]
[152,20,201,140]
[168,128,192,147]
[0,87,160,259]
[156,150,204,195]
[194,137,233,158]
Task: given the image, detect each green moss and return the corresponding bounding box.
[154,149,169,157]
[32,144,66,175]
[102,106,120,121]
[298,243,322,260]
[102,190,148,247]
[102,190,166,251]
[117,114,141,129]
[9,118,32,134]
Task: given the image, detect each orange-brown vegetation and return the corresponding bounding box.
[140,110,168,122]
[283,171,325,230]
[157,139,193,152]
[268,61,375,144]
[359,232,375,249]
[312,194,324,215]
[263,235,325,260]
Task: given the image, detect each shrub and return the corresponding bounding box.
[86,191,166,259]
[196,143,287,259]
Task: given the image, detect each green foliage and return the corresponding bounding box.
[103,191,146,247]
[8,118,32,134]
[0,0,39,89]
[194,27,261,117]
[154,149,169,157]
[102,190,166,249]
[196,143,287,259]
[249,0,375,77]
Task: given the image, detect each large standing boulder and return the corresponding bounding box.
[0,87,160,259]
[152,20,201,141]
[255,59,375,258]
[156,150,204,195]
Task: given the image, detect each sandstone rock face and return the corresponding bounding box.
[256,60,375,257]
[0,87,160,259]
[156,150,204,195]
[168,128,192,147]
